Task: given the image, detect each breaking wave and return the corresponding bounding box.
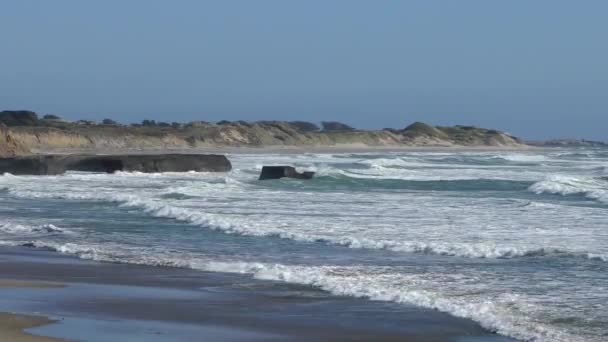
[255,166,533,191]
[8,240,582,342]
[3,186,605,263]
[0,222,65,235]
[528,175,608,204]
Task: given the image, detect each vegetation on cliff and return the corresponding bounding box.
[0,110,523,154]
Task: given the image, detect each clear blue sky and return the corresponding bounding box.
[1,0,606,140]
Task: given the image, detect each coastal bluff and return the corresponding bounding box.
[0,154,232,175]
[0,111,524,154]
[0,124,28,157]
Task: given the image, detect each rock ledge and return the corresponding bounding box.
[0,154,232,175]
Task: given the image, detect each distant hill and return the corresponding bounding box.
[0,110,524,155]
[526,139,608,147]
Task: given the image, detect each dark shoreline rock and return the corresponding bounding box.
[0,154,232,175]
[259,166,315,180]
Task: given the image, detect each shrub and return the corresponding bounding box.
[290,121,319,132]
[102,118,118,125]
[0,110,39,126]
[321,121,354,131]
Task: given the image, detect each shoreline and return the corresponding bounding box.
[0,245,516,342]
[0,312,62,342]
[0,279,64,342]
[0,280,64,342]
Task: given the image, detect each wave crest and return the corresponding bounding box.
[528,175,608,204]
[3,186,607,263]
[8,240,584,342]
[0,222,65,235]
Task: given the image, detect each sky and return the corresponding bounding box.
[1,0,606,140]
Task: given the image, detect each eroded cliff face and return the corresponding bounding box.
[1,121,523,154]
[0,125,29,157]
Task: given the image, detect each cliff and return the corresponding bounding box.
[0,111,524,154]
[0,124,29,157]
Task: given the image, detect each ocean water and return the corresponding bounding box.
[1,149,608,342]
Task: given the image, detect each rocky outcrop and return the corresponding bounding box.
[259,166,315,180]
[0,154,231,175]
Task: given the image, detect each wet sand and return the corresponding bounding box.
[0,313,62,342]
[0,246,516,341]
[0,279,64,341]
[0,280,65,289]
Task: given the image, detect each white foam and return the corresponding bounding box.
[2,150,608,342]
[3,182,608,263]
[357,158,410,168]
[528,175,608,204]
[0,222,65,235]
[587,253,608,262]
[14,239,584,342]
[498,154,548,163]
[204,262,582,342]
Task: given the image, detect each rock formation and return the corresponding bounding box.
[259,166,315,180]
[0,154,231,175]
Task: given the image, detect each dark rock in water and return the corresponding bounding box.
[67,154,232,173]
[0,155,68,175]
[0,154,232,175]
[259,166,315,180]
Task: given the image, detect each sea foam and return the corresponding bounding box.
[4,184,606,263]
[528,175,608,204]
[8,239,584,342]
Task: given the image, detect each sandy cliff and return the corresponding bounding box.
[0,125,29,157]
[0,111,524,154]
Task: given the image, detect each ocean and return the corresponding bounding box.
[1,148,607,342]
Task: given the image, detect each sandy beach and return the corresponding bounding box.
[0,312,62,342]
[0,280,63,342]
[0,245,515,341]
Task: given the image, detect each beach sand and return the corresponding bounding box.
[0,280,65,289]
[0,245,516,341]
[0,279,64,341]
[0,312,62,342]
